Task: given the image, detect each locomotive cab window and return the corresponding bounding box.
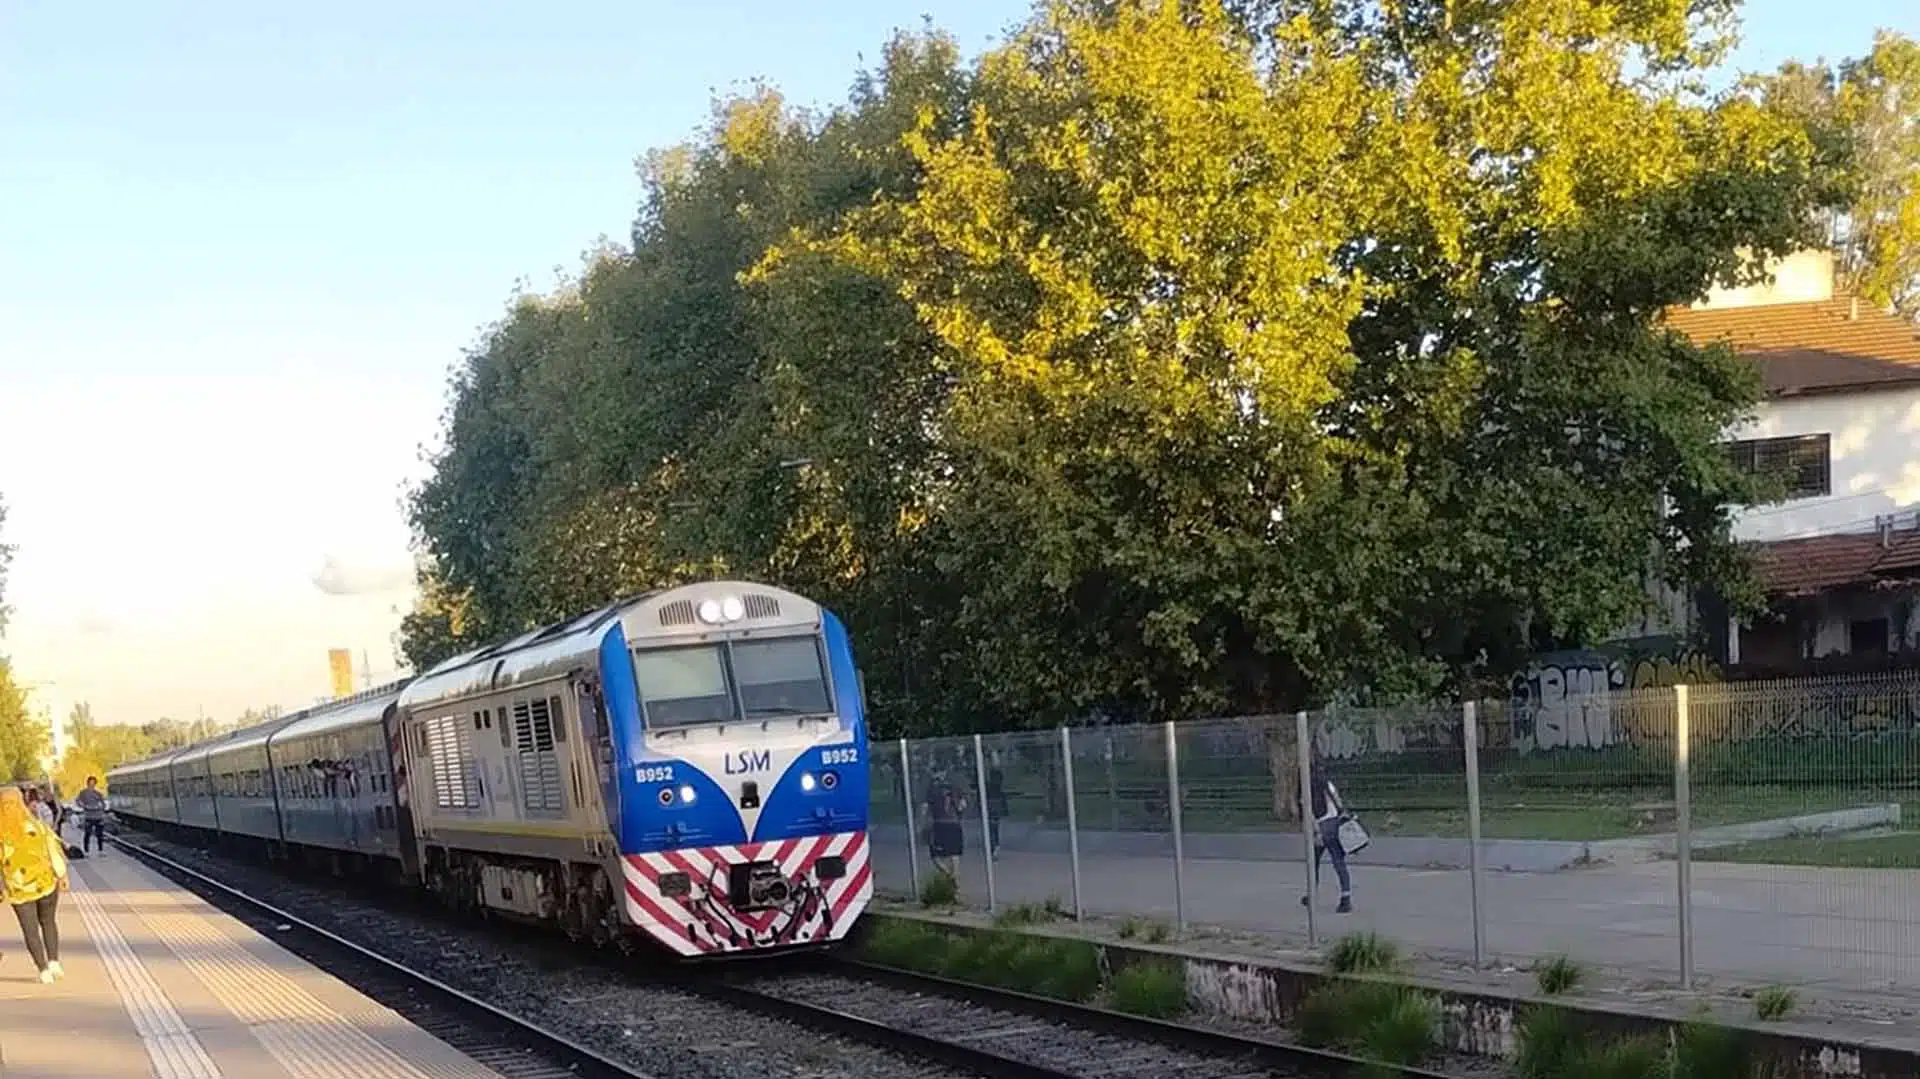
[733,637,830,717]
[632,646,734,728]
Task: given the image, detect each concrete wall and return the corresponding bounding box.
[1727,389,1920,545]
[1695,249,1838,309]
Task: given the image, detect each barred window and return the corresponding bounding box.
[1727,434,1831,500]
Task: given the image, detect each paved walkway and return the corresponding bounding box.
[870,837,1920,991]
[0,849,501,1079]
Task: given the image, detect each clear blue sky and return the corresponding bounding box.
[0,0,1911,729]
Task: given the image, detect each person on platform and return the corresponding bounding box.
[1299,758,1354,914]
[26,788,57,831]
[0,786,69,983]
[925,771,966,880]
[76,777,109,854]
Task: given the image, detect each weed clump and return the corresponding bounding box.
[1326,931,1399,974]
[1108,961,1187,1018]
[1293,981,1438,1066]
[1753,985,1797,1021]
[919,871,958,907]
[1535,954,1584,995]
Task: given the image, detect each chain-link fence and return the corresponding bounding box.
[868,670,1920,992]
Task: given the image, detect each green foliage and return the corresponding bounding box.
[1326,932,1399,974]
[1560,1036,1669,1079]
[858,921,1102,1001]
[404,1,1852,732]
[920,870,959,907]
[1674,1019,1758,1079]
[1535,955,1584,995]
[0,659,48,782]
[1293,981,1438,1065]
[1753,985,1797,1021]
[1514,1005,1586,1079]
[1761,32,1920,318]
[0,496,13,638]
[1107,961,1186,1018]
[994,898,1067,927]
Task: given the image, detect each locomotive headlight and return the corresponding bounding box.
[697,599,723,624]
[800,772,816,792]
[720,595,745,622]
[678,784,697,804]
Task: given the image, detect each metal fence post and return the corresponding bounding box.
[899,738,922,900]
[1462,700,1487,967]
[1674,684,1694,990]
[973,732,997,912]
[1165,721,1187,932]
[1295,711,1318,946]
[1061,726,1084,921]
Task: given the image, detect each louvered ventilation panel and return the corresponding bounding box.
[658,600,696,626]
[744,593,781,619]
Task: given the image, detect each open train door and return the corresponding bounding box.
[380,700,423,883]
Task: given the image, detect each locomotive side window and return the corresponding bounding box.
[732,638,832,718]
[631,646,733,728]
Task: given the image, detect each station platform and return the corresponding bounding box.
[0,846,501,1079]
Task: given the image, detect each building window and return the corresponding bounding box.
[1849,618,1889,656]
[1727,434,1831,500]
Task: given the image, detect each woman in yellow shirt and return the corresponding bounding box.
[0,786,69,983]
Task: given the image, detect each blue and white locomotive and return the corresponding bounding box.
[107,580,874,958]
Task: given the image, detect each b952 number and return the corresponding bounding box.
[635,765,676,783]
[820,747,860,766]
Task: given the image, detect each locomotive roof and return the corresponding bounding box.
[398,594,649,713]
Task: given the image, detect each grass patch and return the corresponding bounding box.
[1561,1034,1668,1079]
[853,920,1102,1003]
[994,898,1067,927]
[1753,985,1797,1021]
[1698,821,1920,869]
[1117,916,1173,943]
[1514,1004,1585,1079]
[1534,954,1583,995]
[859,919,949,973]
[1673,1019,1760,1079]
[1107,961,1186,1018]
[1294,981,1438,1066]
[1326,931,1399,974]
[919,870,958,907]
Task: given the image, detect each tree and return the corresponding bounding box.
[405,2,1843,733]
[0,660,48,782]
[767,0,1831,720]
[1761,31,1920,316]
[0,495,13,638]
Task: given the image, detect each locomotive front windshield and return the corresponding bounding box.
[633,635,833,729]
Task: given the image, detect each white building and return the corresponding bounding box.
[1666,250,1920,668]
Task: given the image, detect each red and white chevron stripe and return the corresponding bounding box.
[621,830,872,956]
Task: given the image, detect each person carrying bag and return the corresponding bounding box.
[0,786,70,983]
[1299,759,1362,914]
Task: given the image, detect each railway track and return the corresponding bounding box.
[114,833,1474,1079]
[709,962,1471,1079]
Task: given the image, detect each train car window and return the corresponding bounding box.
[549,696,567,742]
[631,645,733,728]
[731,637,833,718]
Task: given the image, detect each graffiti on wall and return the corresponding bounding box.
[1510,639,1723,754]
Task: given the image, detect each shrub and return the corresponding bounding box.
[1108,961,1187,1018]
[920,870,958,907]
[1673,1020,1756,1079]
[1753,985,1796,1022]
[1326,932,1399,974]
[1564,1036,1668,1079]
[1535,954,1583,995]
[1293,981,1437,1065]
[1514,1004,1585,1079]
[1036,939,1104,1002]
[995,900,1064,927]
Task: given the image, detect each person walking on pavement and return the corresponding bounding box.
[984,759,1007,860]
[76,776,109,854]
[1300,758,1354,914]
[0,786,70,983]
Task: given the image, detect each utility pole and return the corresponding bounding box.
[361,649,372,689]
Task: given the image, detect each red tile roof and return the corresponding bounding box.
[1665,293,1920,398]
[1751,528,1920,596]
